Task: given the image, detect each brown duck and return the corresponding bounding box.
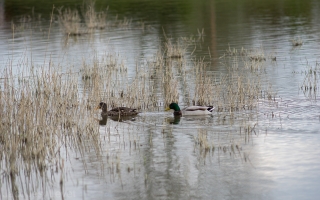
[96,102,139,116]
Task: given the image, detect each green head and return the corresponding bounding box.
[166,103,181,111]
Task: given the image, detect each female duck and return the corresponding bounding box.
[165,103,214,116]
[96,102,139,116]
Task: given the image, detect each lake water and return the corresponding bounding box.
[1,0,320,199]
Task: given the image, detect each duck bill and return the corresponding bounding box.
[165,107,171,111]
[95,106,101,110]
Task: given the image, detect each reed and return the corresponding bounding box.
[247,47,266,62]
[57,2,108,35]
[164,38,190,59]
[192,58,215,106]
[194,129,212,154]
[193,128,246,162]
[300,62,319,100]
[84,1,108,29]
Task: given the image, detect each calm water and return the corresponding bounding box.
[1,0,320,199]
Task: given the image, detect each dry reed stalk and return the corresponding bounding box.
[210,46,273,114]
[194,129,212,153]
[57,7,87,35]
[164,38,189,59]
[116,17,132,28]
[247,49,266,62]
[84,1,107,29]
[192,58,215,106]
[300,63,319,100]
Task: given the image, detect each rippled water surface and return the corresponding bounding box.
[1,0,320,199]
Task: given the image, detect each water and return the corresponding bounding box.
[1,0,320,199]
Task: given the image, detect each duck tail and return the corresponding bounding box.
[207,106,215,112]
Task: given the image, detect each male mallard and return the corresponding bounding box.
[165,102,214,116]
[96,102,139,116]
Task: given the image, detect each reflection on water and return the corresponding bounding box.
[98,115,108,125]
[166,116,181,124]
[1,0,320,199]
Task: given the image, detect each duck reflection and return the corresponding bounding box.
[97,115,137,125]
[109,115,137,122]
[166,116,181,124]
[98,115,108,125]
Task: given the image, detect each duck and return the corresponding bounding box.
[165,102,214,116]
[96,102,139,116]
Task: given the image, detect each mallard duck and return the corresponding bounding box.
[96,102,139,116]
[165,103,214,116]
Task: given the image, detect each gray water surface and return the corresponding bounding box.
[0,0,320,199]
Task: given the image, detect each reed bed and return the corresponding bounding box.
[138,41,275,114]
[0,65,102,199]
[187,54,262,113]
[79,52,160,111]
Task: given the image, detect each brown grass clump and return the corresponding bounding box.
[57,7,87,35]
[84,1,108,29]
[57,2,108,35]
[164,37,191,59]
